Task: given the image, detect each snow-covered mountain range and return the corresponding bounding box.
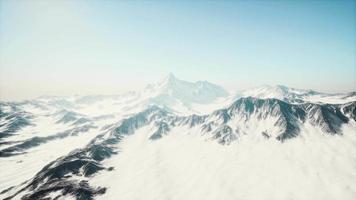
[1,74,355,200]
[238,84,356,104]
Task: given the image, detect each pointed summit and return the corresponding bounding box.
[167,72,176,80]
[142,74,229,112]
[162,73,177,84]
[158,73,181,89]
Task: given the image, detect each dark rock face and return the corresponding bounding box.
[56,111,78,124]
[111,98,354,144]
[21,180,106,200]
[228,98,306,140]
[0,103,32,140]
[107,98,354,144]
[54,110,90,126]
[178,114,207,128]
[0,124,96,157]
[211,125,236,145]
[342,102,356,121]
[213,97,354,141]
[150,122,170,140]
[2,148,107,200]
[306,104,349,134]
[0,103,97,158]
[212,109,231,123]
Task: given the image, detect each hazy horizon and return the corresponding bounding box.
[0,72,355,102]
[1,0,355,100]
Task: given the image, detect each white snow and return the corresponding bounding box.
[1,75,355,200]
[239,85,356,104]
[0,127,99,197]
[91,124,356,200]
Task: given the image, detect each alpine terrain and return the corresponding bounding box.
[1,74,356,200]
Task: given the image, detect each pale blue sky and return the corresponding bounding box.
[0,0,355,100]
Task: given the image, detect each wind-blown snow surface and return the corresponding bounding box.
[1,75,356,200]
[92,125,356,200]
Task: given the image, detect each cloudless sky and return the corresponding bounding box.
[0,0,355,100]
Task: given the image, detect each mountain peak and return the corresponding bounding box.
[167,72,176,80]
[159,73,179,87]
[165,72,177,81]
[141,74,229,112]
[239,84,325,103]
[258,84,288,91]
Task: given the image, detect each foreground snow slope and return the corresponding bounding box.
[92,125,356,200]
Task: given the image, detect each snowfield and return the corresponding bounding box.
[1,75,356,200]
[91,125,356,200]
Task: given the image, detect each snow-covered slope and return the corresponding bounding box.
[1,76,356,200]
[92,123,356,200]
[1,97,355,199]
